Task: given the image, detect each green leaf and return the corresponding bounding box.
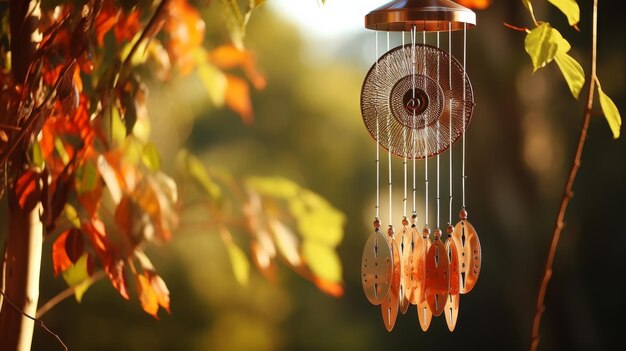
[75,160,99,194]
[178,150,221,199]
[525,23,570,72]
[302,241,342,283]
[554,52,585,98]
[54,136,70,165]
[597,82,622,139]
[62,254,93,302]
[32,141,44,169]
[142,142,161,172]
[225,240,250,286]
[548,0,580,26]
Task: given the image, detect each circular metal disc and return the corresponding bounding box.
[380,239,401,331]
[361,44,473,159]
[399,226,413,314]
[365,0,476,32]
[361,230,393,305]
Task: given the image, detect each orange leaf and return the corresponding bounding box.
[105,257,130,300]
[136,273,159,318]
[457,0,491,10]
[313,277,344,298]
[15,170,42,212]
[208,45,266,90]
[114,11,141,44]
[148,272,171,314]
[165,0,205,74]
[52,230,72,276]
[225,75,253,124]
[95,1,119,46]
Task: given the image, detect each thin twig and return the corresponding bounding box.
[36,270,106,319]
[530,1,598,350]
[119,0,170,79]
[0,59,76,167]
[0,288,68,351]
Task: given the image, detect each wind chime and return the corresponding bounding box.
[360,0,481,332]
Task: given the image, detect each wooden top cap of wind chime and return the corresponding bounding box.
[365,0,476,32]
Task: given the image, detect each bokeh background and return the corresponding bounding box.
[11,0,626,350]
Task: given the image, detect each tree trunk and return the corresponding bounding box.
[0,196,43,350]
[0,1,43,350]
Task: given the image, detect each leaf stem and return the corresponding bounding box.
[530,1,598,350]
[35,270,106,319]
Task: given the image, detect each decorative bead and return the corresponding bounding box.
[446,224,454,236]
[387,226,395,237]
[422,226,430,238]
[373,218,381,229]
[434,227,442,240]
[459,208,468,220]
[401,217,409,227]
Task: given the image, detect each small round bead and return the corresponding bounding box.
[387,226,395,237]
[402,217,409,227]
[459,208,468,220]
[422,226,430,238]
[373,218,381,228]
[446,224,454,236]
[434,227,442,240]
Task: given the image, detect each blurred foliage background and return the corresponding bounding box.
[3,0,622,350]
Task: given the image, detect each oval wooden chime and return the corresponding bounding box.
[360,0,481,332]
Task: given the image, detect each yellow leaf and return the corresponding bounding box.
[196,62,227,107]
[554,52,585,98]
[142,142,161,171]
[525,23,570,72]
[548,0,580,26]
[302,241,342,283]
[246,176,300,199]
[226,240,250,286]
[597,82,622,139]
[269,219,301,266]
[62,254,93,302]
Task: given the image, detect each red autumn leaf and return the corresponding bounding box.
[82,217,109,257]
[208,45,266,90]
[114,10,141,44]
[65,228,85,264]
[94,1,119,46]
[15,169,42,212]
[136,273,159,318]
[225,74,254,124]
[104,257,130,300]
[52,230,72,276]
[48,162,75,230]
[457,0,491,10]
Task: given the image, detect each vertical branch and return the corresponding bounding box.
[530,1,599,350]
[0,1,44,350]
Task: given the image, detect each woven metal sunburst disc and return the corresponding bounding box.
[361,44,474,159]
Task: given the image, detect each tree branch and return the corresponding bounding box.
[0,288,67,351]
[530,1,599,350]
[35,271,106,319]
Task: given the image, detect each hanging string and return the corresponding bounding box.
[436,29,440,229]
[387,31,393,229]
[402,31,407,219]
[423,28,428,227]
[462,23,467,209]
[375,31,380,220]
[448,22,453,224]
[411,26,417,217]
